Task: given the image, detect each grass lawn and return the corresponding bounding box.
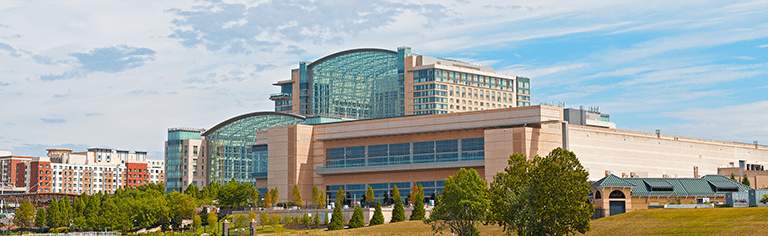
[272,208,768,236]
[585,207,768,236]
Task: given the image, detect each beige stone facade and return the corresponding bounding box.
[203,105,768,205]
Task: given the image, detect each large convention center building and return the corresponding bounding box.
[165,47,768,206]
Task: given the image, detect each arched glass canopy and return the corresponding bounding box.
[309,49,402,119]
[203,112,305,185]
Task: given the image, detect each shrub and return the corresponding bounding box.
[348,206,365,228]
[370,202,384,226]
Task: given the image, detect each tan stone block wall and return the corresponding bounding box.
[484,128,515,182]
[267,125,290,202]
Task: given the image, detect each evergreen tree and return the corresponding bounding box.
[35,207,47,228]
[730,173,737,181]
[348,206,365,228]
[391,185,405,222]
[410,184,426,220]
[292,185,303,207]
[184,184,200,199]
[369,202,384,226]
[46,199,59,228]
[314,211,320,228]
[742,173,751,187]
[302,212,311,229]
[328,188,345,230]
[73,197,86,218]
[85,193,102,230]
[365,186,375,207]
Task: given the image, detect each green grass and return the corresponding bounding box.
[272,208,768,236]
[585,208,768,236]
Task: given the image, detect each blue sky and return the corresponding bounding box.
[1,0,767,159]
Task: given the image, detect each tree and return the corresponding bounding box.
[292,185,303,208]
[301,212,311,229]
[271,187,280,207]
[185,184,200,199]
[219,178,258,208]
[35,207,47,228]
[742,173,751,187]
[259,212,270,230]
[168,191,197,229]
[200,208,209,226]
[206,211,218,233]
[730,173,737,181]
[348,206,365,228]
[270,213,281,232]
[488,148,594,236]
[390,185,405,223]
[263,189,272,208]
[312,186,321,208]
[314,211,320,228]
[318,191,327,209]
[13,200,35,228]
[328,188,345,230]
[410,184,425,220]
[425,168,488,236]
[193,215,202,231]
[761,194,768,204]
[46,199,59,228]
[365,186,375,207]
[369,202,384,226]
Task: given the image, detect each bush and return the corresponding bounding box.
[391,185,405,222]
[348,206,365,228]
[370,202,384,226]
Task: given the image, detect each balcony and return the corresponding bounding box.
[269,93,292,101]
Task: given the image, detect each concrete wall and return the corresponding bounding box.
[569,125,768,181]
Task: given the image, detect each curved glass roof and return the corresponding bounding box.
[309,49,402,119]
[204,112,305,184]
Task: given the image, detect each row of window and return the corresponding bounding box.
[326,180,445,202]
[413,90,447,97]
[413,84,448,91]
[413,69,516,91]
[326,138,485,168]
[414,103,449,111]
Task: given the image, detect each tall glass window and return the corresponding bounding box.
[324,138,484,168]
[310,50,401,119]
[205,113,305,185]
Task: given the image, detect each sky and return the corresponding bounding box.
[1,0,767,160]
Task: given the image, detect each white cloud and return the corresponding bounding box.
[499,63,589,81]
[651,101,768,144]
[759,44,768,48]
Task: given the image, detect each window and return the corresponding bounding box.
[193,146,198,156]
[609,190,625,199]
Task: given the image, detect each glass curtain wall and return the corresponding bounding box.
[205,113,305,185]
[310,50,402,119]
[165,130,201,192]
